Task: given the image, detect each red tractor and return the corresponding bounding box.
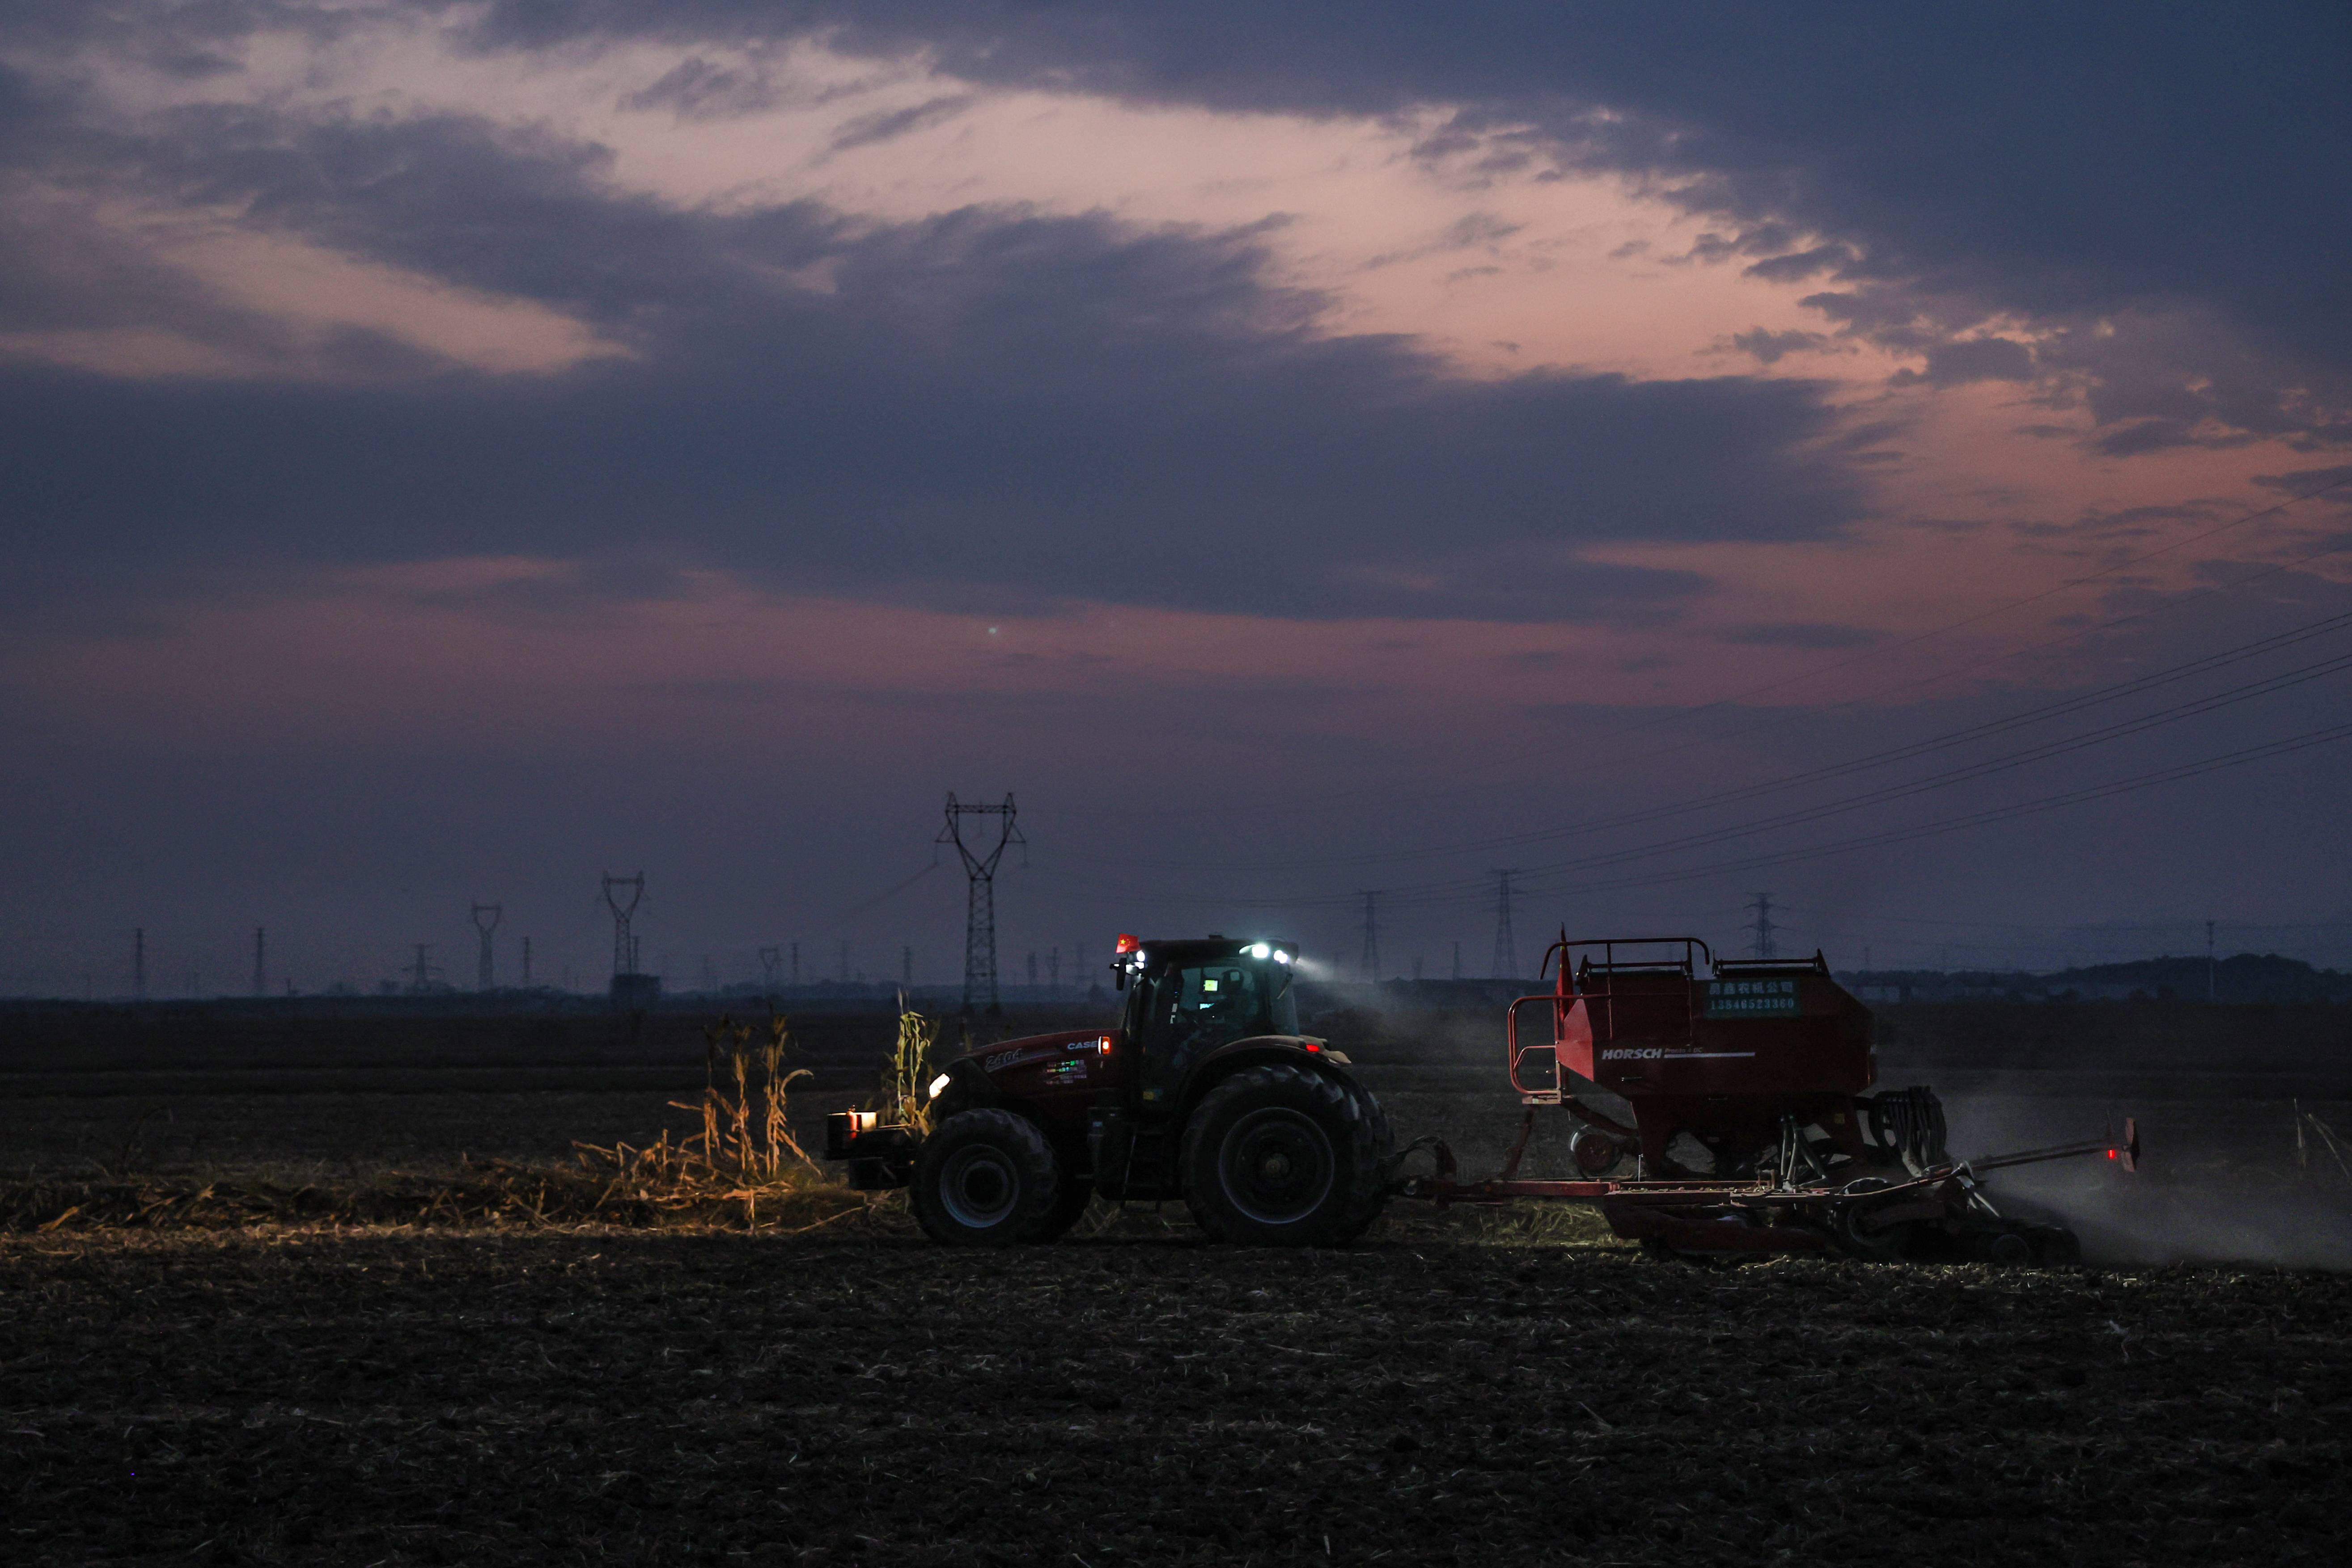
[826,935,1390,1246]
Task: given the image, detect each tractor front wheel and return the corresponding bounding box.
[1182,1066,1386,1246]
[911,1109,1062,1246]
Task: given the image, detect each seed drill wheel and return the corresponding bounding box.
[1976,1230,2034,1266]
[1570,1128,1625,1178]
[1181,1065,1389,1246]
[2027,1225,2082,1265]
[1829,1178,1913,1262]
[911,1109,1063,1246]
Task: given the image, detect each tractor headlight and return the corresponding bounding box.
[1246,943,1271,960]
[926,1072,952,1101]
[1273,949,1293,965]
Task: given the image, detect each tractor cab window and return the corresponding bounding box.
[1133,958,1298,1097]
[1178,964,1259,1026]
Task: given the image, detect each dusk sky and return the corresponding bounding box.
[4,4,2350,997]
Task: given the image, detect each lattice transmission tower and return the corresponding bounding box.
[1490,869,1518,979]
[602,873,645,977]
[939,793,1023,1017]
[1747,891,1777,959]
[471,903,501,992]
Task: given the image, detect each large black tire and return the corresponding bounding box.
[1828,1178,1912,1262]
[1331,1079,1393,1243]
[1034,1169,1094,1242]
[2027,1225,2082,1266]
[911,1110,1062,1246]
[1181,1065,1386,1246]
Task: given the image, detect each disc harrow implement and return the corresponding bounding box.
[1391,934,2137,1263]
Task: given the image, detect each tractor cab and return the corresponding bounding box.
[1113,935,1303,1103]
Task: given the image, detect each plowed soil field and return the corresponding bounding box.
[3,1229,2345,1567]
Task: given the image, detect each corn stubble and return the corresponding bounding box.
[3,1013,916,1237]
[566,1013,860,1233]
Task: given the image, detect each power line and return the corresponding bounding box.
[1053,596,2352,877]
[1468,646,2352,890]
[1042,473,2352,827]
[808,861,941,937]
[1521,715,2352,905]
[1773,905,2352,936]
[1028,711,2352,916]
[1030,631,2352,911]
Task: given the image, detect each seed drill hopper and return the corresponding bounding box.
[1395,935,2136,1263]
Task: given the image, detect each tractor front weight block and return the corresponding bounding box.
[825,1110,920,1191]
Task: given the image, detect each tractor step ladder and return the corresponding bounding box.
[1120,1120,1178,1205]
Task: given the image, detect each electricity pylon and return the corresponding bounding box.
[1491,870,1518,979]
[471,903,501,992]
[1747,892,1777,959]
[939,793,1022,1017]
[602,874,644,978]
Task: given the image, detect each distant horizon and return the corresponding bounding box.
[18,940,2348,1008]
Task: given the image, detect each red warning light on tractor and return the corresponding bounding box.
[1115,933,1140,954]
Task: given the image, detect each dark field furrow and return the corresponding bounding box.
[3,1233,2346,1566]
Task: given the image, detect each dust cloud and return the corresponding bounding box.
[1948,1089,2352,1270]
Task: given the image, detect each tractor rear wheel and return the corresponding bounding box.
[1331,1080,1393,1243]
[911,1109,1062,1246]
[1182,1065,1386,1246]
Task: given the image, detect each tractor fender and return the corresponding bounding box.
[930,1053,1009,1124]
[1174,1036,1370,1127]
